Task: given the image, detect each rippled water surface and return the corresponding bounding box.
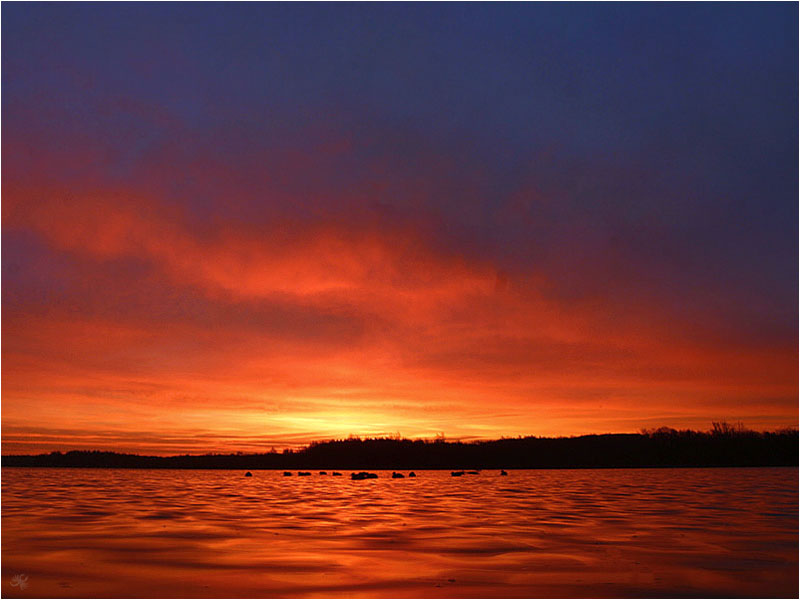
[2,467,797,598]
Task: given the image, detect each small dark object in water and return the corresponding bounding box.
[283,471,292,476]
[392,472,405,478]
[245,472,252,477]
[408,472,416,477]
[319,471,327,475]
[451,470,465,477]
[500,470,508,476]
[467,470,480,475]
[351,471,378,480]
[298,471,311,476]
[332,472,342,476]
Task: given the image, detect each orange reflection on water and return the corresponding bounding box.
[2,467,797,598]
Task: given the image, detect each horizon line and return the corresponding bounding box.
[4,423,797,458]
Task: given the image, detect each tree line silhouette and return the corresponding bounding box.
[3,423,796,470]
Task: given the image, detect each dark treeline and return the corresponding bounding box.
[3,423,797,469]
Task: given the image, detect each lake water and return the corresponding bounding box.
[2,467,797,598]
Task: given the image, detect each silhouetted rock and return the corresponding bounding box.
[283,471,292,476]
[298,471,311,476]
[351,471,378,480]
[409,472,416,477]
[451,470,465,477]
[392,472,405,478]
[319,471,327,475]
[500,470,508,476]
[245,471,253,477]
[332,472,342,476]
[467,470,480,474]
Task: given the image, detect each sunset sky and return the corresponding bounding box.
[3,3,797,455]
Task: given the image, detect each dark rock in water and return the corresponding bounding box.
[351,471,378,480]
[500,470,508,476]
[467,470,480,475]
[451,470,465,477]
[245,472,253,477]
[332,472,343,476]
[283,471,292,476]
[392,472,405,478]
[408,472,416,477]
[298,471,311,476]
[319,471,327,475]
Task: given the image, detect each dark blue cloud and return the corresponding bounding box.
[3,2,797,340]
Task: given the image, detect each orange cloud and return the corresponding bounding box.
[3,165,796,455]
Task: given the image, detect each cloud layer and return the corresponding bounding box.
[3,4,797,453]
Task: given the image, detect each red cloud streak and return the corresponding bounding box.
[3,153,796,455]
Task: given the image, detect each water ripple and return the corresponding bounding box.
[2,467,797,598]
